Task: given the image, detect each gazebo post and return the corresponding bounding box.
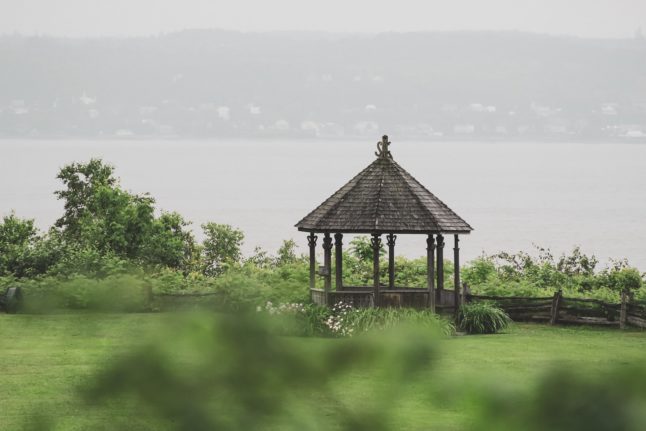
[371,234,382,307]
[334,233,343,290]
[386,233,396,289]
[307,233,318,291]
[453,235,460,319]
[426,234,436,312]
[322,233,333,302]
[436,234,445,304]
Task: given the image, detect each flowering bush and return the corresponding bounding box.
[257,301,307,315]
[324,302,356,337]
[311,301,455,337]
[257,300,454,338]
[257,301,330,336]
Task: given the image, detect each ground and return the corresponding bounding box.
[1,313,646,430]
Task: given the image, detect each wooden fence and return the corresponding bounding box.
[311,286,460,309]
[150,288,646,330]
[467,290,646,330]
[311,285,646,330]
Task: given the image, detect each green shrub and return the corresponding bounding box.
[256,301,454,338]
[257,302,331,336]
[322,303,454,337]
[6,274,152,313]
[458,302,510,334]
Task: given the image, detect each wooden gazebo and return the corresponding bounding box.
[296,135,473,312]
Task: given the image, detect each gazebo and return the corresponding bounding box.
[296,135,473,313]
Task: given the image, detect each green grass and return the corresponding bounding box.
[1,313,646,430]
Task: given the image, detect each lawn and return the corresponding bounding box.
[1,313,646,430]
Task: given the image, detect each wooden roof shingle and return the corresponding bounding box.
[295,136,473,234]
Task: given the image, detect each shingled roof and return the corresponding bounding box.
[296,136,472,234]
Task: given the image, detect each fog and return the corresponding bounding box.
[3,4,646,430]
[1,30,646,140]
[2,0,646,38]
[1,1,646,266]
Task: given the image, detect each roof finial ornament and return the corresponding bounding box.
[375,134,392,159]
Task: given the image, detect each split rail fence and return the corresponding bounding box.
[311,284,646,330]
[467,289,645,330]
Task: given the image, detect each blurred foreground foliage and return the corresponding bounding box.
[33,312,441,431]
[23,312,646,431]
[473,365,646,431]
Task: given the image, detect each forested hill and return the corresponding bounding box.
[1,30,645,139]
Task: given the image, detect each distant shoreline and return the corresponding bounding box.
[1,135,644,144]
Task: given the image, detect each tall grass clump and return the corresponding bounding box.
[256,302,331,337]
[346,306,455,336]
[256,301,454,337]
[458,302,511,334]
[319,302,454,337]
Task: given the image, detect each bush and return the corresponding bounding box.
[5,274,152,313]
[458,302,511,334]
[256,301,454,338]
[257,302,331,336]
[318,302,454,337]
[342,306,454,336]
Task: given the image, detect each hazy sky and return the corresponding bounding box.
[2,0,645,38]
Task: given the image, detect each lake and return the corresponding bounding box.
[1,139,645,269]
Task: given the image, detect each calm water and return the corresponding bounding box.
[1,139,645,269]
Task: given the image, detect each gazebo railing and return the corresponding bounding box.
[338,285,373,291]
[329,290,375,308]
[310,289,328,306]
[310,287,461,309]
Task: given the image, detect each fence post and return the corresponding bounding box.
[144,284,153,310]
[549,290,562,325]
[620,289,628,330]
[460,282,468,307]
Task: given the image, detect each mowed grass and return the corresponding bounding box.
[1,313,646,430]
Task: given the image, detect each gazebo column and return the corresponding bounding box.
[436,234,445,304]
[322,233,333,300]
[453,235,460,318]
[426,234,436,312]
[334,233,343,290]
[307,233,318,291]
[371,234,382,307]
[386,233,396,289]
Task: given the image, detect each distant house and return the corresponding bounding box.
[544,120,569,135]
[114,129,134,137]
[601,103,619,116]
[453,124,475,134]
[494,125,508,135]
[353,121,379,136]
[272,119,290,131]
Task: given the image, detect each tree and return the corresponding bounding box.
[143,212,197,271]
[53,159,196,270]
[276,239,298,265]
[202,223,244,276]
[557,246,598,277]
[601,266,643,293]
[0,213,39,277]
[349,236,384,262]
[54,159,117,239]
[79,185,156,258]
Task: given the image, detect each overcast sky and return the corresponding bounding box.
[2,0,645,38]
